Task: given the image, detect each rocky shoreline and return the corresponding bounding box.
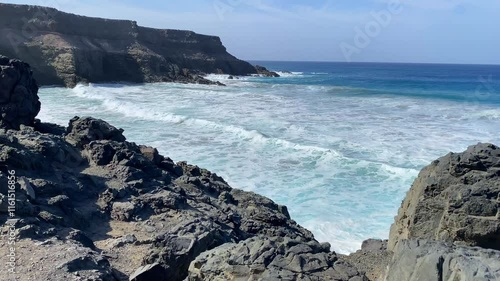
[1,56,499,281]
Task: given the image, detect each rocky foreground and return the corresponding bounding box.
[0,4,283,87]
[0,56,499,281]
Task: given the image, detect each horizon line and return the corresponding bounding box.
[245,59,500,67]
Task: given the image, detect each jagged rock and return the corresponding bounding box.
[139,145,163,165]
[255,65,280,77]
[0,55,40,129]
[19,176,36,200]
[65,117,126,148]
[0,4,257,87]
[340,239,391,281]
[34,119,66,135]
[388,143,500,251]
[188,236,367,281]
[0,110,349,281]
[381,240,500,281]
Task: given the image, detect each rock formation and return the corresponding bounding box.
[0,116,370,280]
[388,143,500,251]
[0,55,40,129]
[381,240,500,281]
[0,3,258,87]
[255,65,281,77]
[345,143,500,280]
[339,239,391,281]
[188,236,365,281]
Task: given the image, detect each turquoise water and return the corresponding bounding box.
[38,62,500,253]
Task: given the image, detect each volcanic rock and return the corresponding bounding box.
[388,143,500,251]
[0,4,257,87]
[0,55,40,129]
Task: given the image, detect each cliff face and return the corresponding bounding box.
[0,4,257,87]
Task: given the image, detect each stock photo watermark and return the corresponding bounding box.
[1,158,17,277]
[475,75,495,102]
[340,0,406,62]
[213,0,248,20]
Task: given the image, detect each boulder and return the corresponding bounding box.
[65,116,126,147]
[388,143,500,251]
[0,55,40,129]
[188,236,367,281]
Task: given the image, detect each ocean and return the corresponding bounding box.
[37,61,500,254]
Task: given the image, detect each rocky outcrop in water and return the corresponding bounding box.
[0,55,40,129]
[0,4,258,87]
[255,65,281,77]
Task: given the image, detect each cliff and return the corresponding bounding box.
[0,3,257,87]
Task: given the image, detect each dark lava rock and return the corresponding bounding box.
[340,239,391,281]
[382,240,500,281]
[255,65,280,77]
[188,236,367,281]
[65,116,126,148]
[389,143,500,251]
[0,55,40,129]
[0,107,363,281]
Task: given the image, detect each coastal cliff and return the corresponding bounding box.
[0,56,499,280]
[0,4,258,87]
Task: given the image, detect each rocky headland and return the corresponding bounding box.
[0,56,499,281]
[0,3,272,87]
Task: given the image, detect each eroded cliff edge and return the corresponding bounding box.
[0,3,258,87]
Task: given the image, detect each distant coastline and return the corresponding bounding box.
[0,3,259,87]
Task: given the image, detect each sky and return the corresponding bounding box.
[2,0,500,64]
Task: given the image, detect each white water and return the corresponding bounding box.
[38,78,500,253]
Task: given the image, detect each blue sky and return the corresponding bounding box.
[3,0,500,64]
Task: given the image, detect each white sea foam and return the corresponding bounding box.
[275,71,304,77]
[474,109,500,120]
[38,81,500,254]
